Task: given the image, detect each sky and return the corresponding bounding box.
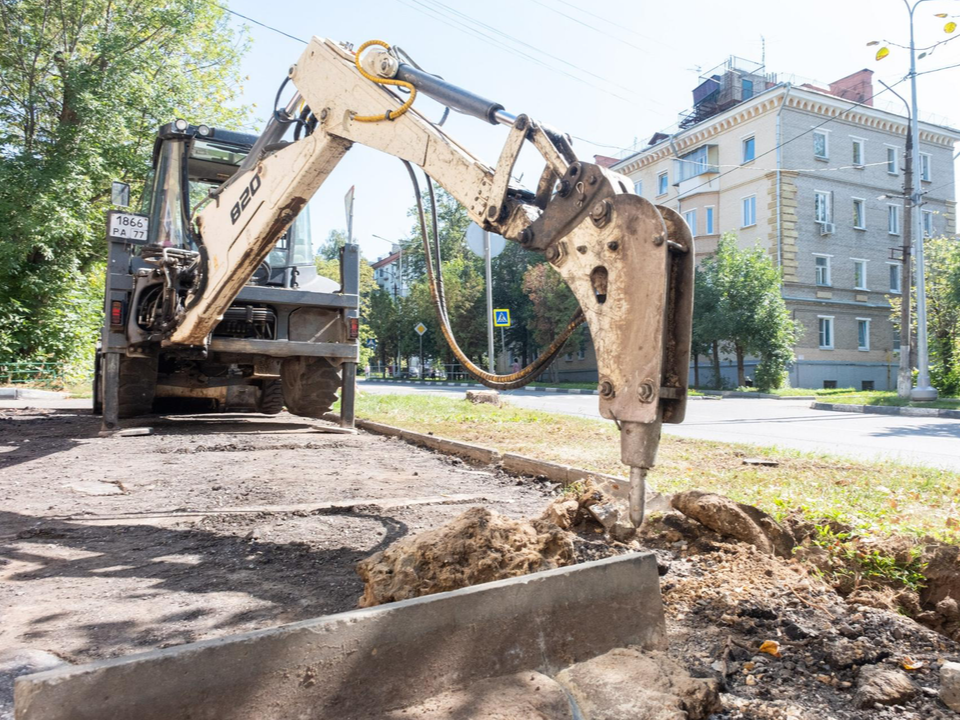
[222,0,960,262]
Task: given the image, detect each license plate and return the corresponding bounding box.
[109,212,149,242]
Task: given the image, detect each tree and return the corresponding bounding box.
[522,262,584,381]
[890,235,960,396]
[697,233,799,390]
[691,265,723,388]
[0,0,249,372]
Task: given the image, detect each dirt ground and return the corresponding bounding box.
[4,402,960,720]
[0,404,553,716]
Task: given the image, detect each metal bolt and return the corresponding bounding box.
[288,64,297,77]
[514,117,527,131]
[599,381,615,399]
[520,228,534,246]
[487,204,500,220]
[557,180,571,198]
[653,234,665,246]
[587,174,598,185]
[320,108,329,121]
[591,202,607,219]
[638,381,656,403]
[546,245,560,262]
[607,241,620,251]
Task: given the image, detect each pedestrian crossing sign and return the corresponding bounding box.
[493,309,511,327]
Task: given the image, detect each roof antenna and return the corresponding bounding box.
[761,35,766,69]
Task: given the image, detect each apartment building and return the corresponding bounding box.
[371,244,407,299]
[567,60,958,390]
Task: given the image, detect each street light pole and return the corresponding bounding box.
[906,0,938,401]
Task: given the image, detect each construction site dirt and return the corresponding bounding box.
[4,403,960,720]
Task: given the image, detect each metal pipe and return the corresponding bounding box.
[396,64,504,125]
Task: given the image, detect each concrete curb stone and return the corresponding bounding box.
[0,388,64,400]
[360,378,600,395]
[812,401,959,419]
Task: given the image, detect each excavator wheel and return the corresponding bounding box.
[281,356,340,419]
[258,379,285,414]
[117,354,159,419]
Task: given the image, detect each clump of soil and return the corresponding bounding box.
[355,507,575,607]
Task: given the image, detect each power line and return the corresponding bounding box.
[217,3,307,44]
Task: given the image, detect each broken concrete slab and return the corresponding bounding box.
[556,648,721,720]
[0,649,66,720]
[384,671,573,719]
[16,552,665,720]
[65,480,125,496]
[465,389,500,406]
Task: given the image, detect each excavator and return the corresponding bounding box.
[97,37,694,528]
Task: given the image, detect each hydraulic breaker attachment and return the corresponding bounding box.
[536,162,694,526]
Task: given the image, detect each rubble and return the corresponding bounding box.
[464,389,500,406]
[556,648,721,720]
[853,666,917,708]
[355,507,575,607]
[940,660,960,712]
[670,490,795,557]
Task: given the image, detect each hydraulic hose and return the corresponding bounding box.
[402,161,584,391]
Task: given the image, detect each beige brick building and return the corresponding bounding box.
[558,60,959,389]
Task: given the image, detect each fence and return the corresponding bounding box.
[0,362,67,387]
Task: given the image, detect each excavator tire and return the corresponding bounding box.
[117,354,159,419]
[281,356,340,419]
[258,379,285,414]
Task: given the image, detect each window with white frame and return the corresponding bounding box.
[922,209,934,237]
[683,209,697,236]
[705,206,715,235]
[852,138,865,167]
[888,204,901,235]
[853,259,868,290]
[818,316,834,349]
[678,146,711,182]
[742,195,756,227]
[920,152,931,182]
[634,180,643,196]
[742,136,755,163]
[815,255,831,286]
[815,191,832,223]
[888,262,902,294]
[852,198,865,229]
[813,130,829,159]
[657,171,668,196]
[857,318,870,351]
[886,146,899,174]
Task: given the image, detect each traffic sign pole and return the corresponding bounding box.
[484,230,495,373]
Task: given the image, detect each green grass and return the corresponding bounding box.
[355,392,960,542]
[814,390,960,410]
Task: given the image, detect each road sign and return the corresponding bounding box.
[493,309,511,327]
[415,322,427,336]
[465,222,505,258]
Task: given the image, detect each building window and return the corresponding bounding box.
[678,146,712,182]
[564,352,573,362]
[705,206,715,235]
[683,209,697,236]
[857,318,870,351]
[823,380,838,389]
[818,316,834,349]
[814,191,832,224]
[888,263,902,294]
[852,198,865,229]
[742,196,756,227]
[815,255,831,286]
[920,152,931,182]
[853,259,868,290]
[852,138,864,167]
[577,345,586,360]
[742,136,755,163]
[922,210,934,237]
[886,146,899,174]
[657,172,668,196]
[862,380,875,391]
[813,130,829,159]
[888,204,901,235]
[634,180,643,196]
[742,78,754,99]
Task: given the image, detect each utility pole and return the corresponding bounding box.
[881,79,914,399]
[906,0,938,401]
[484,230,495,373]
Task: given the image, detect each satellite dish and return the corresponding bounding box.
[465,222,506,259]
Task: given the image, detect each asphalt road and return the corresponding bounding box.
[359,382,960,472]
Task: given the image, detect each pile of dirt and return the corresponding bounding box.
[355,507,575,607]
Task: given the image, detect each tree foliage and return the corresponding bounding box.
[694,233,799,391]
[0,0,249,370]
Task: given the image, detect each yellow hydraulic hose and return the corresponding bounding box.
[352,40,417,122]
